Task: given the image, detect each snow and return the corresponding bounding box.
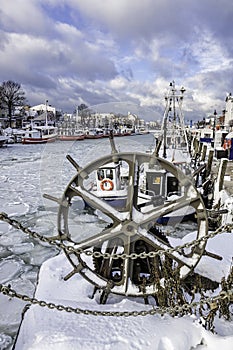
[14,228,233,350]
[14,254,203,350]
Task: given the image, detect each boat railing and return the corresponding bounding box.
[167,191,181,198]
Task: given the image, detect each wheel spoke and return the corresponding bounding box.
[135,190,200,227]
[69,185,129,223]
[126,154,139,218]
[73,224,121,251]
[139,230,196,269]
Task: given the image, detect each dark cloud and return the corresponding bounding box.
[0,0,232,120]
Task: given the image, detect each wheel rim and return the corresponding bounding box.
[57,152,208,298]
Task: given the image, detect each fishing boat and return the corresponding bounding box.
[90,161,128,208]
[59,130,85,141]
[21,125,58,144]
[87,155,195,224]
[87,82,195,223]
[59,134,85,141]
[22,100,58,144]
[155,81,191,165]
[84,128,104,139]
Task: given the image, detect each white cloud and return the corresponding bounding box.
[0,0,50,35]
[187,27,233,74]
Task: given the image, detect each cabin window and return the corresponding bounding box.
[97,169,105,181]
[106,169,113,180]
[167,176,179,196]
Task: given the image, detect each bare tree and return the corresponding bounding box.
[0,80,26,128]
[77,103,89,126]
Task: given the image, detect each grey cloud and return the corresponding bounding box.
[0,0,232,120]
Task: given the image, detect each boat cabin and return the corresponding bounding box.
[141,164,180,198]
[96,162,122,192]
[24,126,57,138]
[199,128,214,143]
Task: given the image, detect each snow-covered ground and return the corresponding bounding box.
[14,234,233,350]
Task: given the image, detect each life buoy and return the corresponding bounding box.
[100,179,114,191]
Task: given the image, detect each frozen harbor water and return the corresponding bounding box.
[0,134,155,349]
[1,134,233,350]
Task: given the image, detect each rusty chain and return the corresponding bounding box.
[0,282,232,317]
[0,211,232,261]
[0,212,232,318]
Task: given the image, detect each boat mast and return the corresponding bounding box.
[161,81,189,158]
[45,99,48,127]
[161,85,172,158]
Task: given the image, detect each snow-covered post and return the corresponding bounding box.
[213,158,228,208]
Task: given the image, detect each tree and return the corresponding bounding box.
[77,103,89,126]
[0,80,26,128]
[77,103,88,113]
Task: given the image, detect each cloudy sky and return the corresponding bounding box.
[0,0,233,121]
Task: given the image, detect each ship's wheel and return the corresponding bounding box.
[45,147,208,303]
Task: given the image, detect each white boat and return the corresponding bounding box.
[58,128,85,141]
[84,128,104,139]
[87,82,194,223]
[22,100,58,144]
[22,125,58,144]
[89,162,128,209]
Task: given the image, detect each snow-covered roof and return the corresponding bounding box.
[30,104,56,113]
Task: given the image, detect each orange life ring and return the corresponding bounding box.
[100,179,114,191]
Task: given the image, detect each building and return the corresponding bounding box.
[30,103,56,115]
[224,93,233,128]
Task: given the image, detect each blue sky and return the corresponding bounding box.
[0,0,233,121]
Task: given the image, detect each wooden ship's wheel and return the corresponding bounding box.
[45,143,208,304]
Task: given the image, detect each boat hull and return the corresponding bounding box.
[85,194,128,210]
[84,134,104,139]
[22,136,57,144]
[59,135,85,141]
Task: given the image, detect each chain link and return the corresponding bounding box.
[0,212,232,261]
[0,283,232,317]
